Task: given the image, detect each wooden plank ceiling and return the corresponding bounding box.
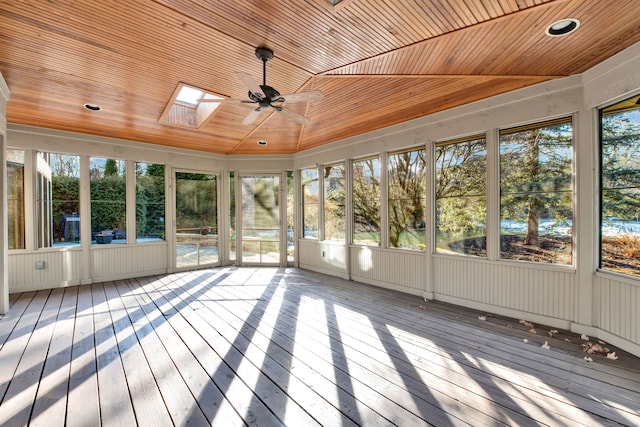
[2,0,640,155]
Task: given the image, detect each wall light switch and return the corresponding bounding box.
[35,261,45,270]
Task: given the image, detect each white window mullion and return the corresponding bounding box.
[126,159,136,244]
[486,128,500,261]
[318,164,325,241]
[80,155,92,284]
[380,152,388,248]
[24,149,35,251]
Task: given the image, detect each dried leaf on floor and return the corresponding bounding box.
[582,342,610,354]
[541,341,551,350]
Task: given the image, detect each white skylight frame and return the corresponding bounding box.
[159,83,225,128]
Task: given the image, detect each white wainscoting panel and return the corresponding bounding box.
[91,244,168,280]
[350,246,426,295]
[434,256,576,321]
[298,239,348,277]
[9,249,83,292]
[595,275,639,347]
[9,244,169,292]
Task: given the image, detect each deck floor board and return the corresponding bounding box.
[1,267,639,426]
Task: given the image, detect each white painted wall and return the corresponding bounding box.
[298,239,349,278]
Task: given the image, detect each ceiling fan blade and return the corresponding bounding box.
[198,98,255,105]
[278,107,310,125]
[278,90,325,103]
[235,71,265,98]
[241,108,263,125]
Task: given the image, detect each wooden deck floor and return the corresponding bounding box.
[1,267,639,426]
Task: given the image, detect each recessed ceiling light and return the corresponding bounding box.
[546,18,580,37]
[83,103,101,111]
[257,140,268,146]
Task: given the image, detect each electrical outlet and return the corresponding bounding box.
[35,261,45,270]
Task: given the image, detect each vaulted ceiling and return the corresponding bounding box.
[2,0,640,155]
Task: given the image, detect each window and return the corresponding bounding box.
[37,152,81,247]
[352,156,381,245]
[388,148,426,250]
[90,158,127,244]
[435,137,486,256]
[229,171,236,262]
[7,149,25,250]
[324,163,346,241]
[301,168,319,239]
[600,95,640,277]
[499,119,573,265]
[286,170,295,262]
[135,162,165,241]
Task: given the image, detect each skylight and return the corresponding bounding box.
[159,83,225,129]
[176,85,204,106]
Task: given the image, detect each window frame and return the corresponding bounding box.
[387,147,427,251]
[498,117,574,266]
[323,162,346,242]
[135,161,166,242]
[36,152,81,249]
[435,135,487,257]
[7,148,26,251]
[301,167,319,239]
[90,157,128,245]
[351,155,381,246]
[598,94,640,277]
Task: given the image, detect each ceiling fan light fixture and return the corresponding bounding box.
[546,18,580,37]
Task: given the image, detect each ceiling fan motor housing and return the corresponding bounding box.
[247,85,282,106]
[262,85,283,101]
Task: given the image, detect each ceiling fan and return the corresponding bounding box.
[199,47,324,125]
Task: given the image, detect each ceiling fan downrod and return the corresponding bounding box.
[255,47,274,87]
